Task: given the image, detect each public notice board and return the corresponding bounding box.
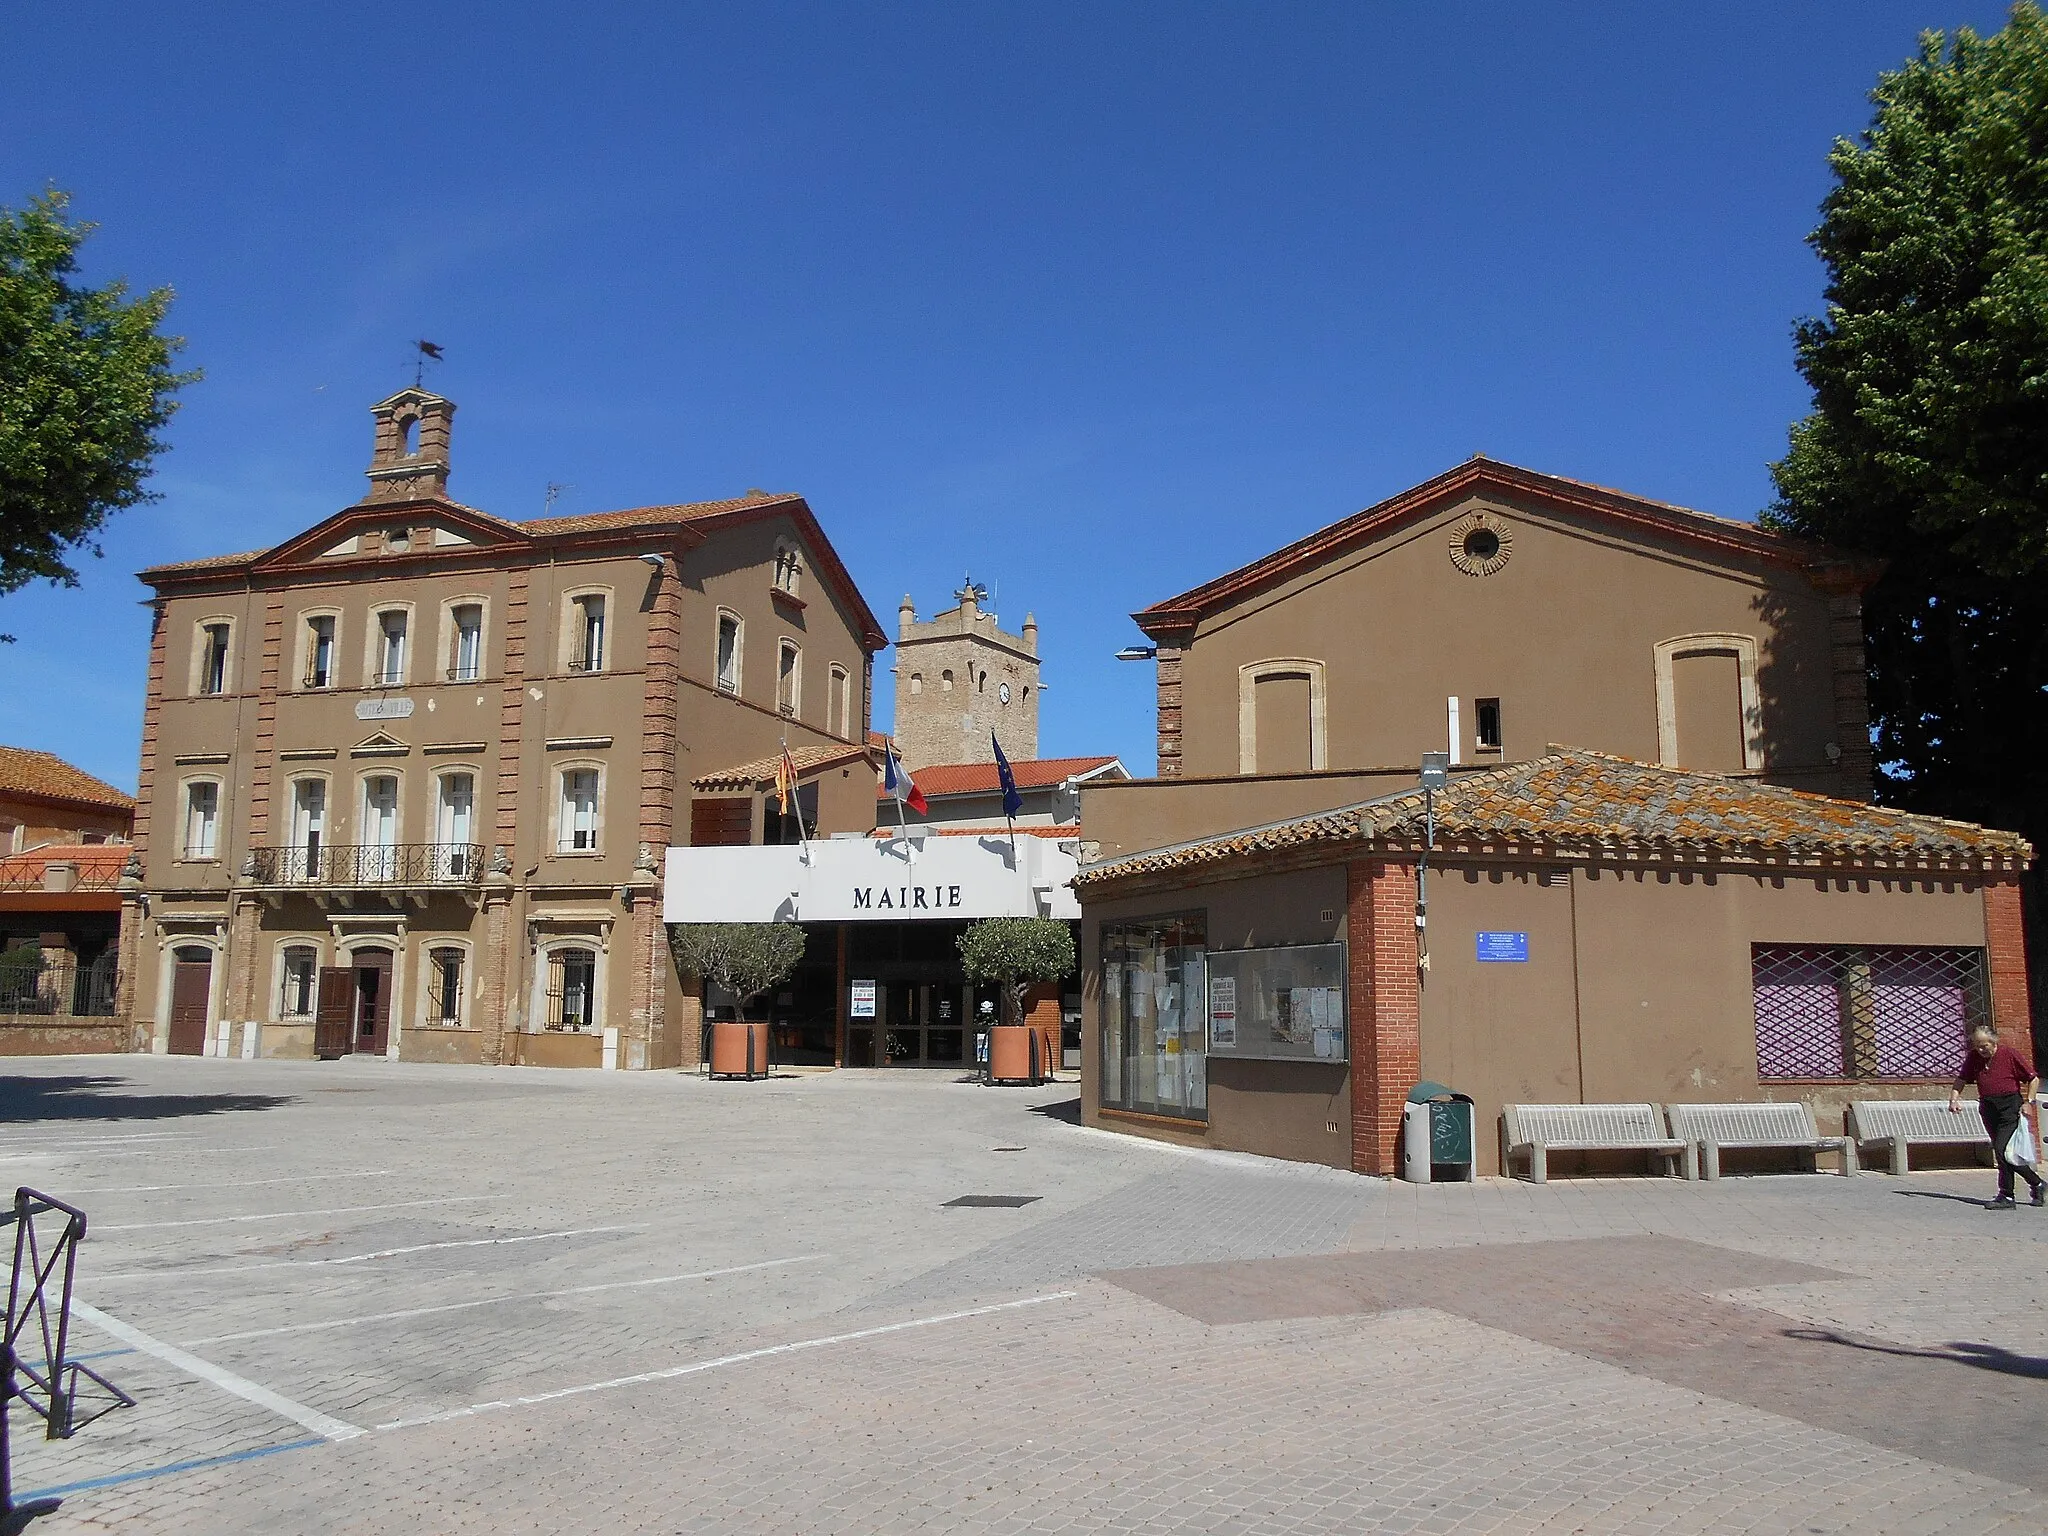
[850,980,877,1018]
[1475,931,1530,963]
[1203,943,1347,1063]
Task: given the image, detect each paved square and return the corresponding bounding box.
[0,1056,2043,1533]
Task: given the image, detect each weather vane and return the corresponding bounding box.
[413,339,444,388]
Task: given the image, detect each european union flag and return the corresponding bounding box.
[991,732,1022,820]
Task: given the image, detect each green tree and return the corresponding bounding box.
[1,188,196,604]
[1766,4,2048,1045]
[667,922,808,1018]
[957,917,1075,1029]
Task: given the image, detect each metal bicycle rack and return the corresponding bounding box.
[2,1187,133,1534]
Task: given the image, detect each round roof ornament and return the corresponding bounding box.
[1448,511,1513,577]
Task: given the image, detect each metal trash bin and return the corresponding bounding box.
[1400,1080,1476,1183]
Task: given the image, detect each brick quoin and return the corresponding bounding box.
[1349,858,1421,1175]
[1983,878,2033,1049]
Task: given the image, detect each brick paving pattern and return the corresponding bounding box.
[0,1057,2042,1533]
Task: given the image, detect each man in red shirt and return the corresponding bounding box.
[1949,1023,2043,1209]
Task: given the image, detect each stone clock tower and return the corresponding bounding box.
[891,580,1040,769]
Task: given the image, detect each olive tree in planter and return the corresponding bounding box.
[957,917,1076,1031]
[667,923,808,1023]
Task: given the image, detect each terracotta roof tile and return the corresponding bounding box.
[0,749,135,813]
[525,492,796,537]
[885,757,1125,799]
[869,825,1079,840]
[1076,750,2031,888]
[692,742,873,792]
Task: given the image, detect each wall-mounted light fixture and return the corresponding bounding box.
[1114,645,1157,662]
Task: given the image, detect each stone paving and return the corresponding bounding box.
[0,1055,2042,1533]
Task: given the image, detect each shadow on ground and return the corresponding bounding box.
[0,1075,294,1123]
[1028,1096,1082,1126]
[1787,1328,2048,1380]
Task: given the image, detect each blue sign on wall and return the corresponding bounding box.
[1475,931,1530,963]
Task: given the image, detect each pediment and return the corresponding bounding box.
[251,500,528,574]
[350,731,411,758]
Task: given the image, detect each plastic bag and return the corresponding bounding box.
[2006,1114,2039,1169]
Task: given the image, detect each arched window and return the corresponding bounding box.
[428,946,466,1025]
[278,944,319,1020]
[545,946,599,1032]
[909,672,923,696]
[941,670,954,693]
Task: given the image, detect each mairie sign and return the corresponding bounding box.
[664,835,1078,924]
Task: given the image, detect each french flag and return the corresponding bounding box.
[884,747,928,814]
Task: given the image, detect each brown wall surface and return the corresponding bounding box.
[0,1020,128,1055]
[1081,767,1431,864]
[0,794,132,850]
[1084,854,2000,1178]
[1168,491,1849,789]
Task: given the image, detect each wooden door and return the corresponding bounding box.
[167,950,212,1056]
[352,949,393,1054]
[314,968,353,1059]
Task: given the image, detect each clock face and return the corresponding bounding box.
[998,682,1011,704]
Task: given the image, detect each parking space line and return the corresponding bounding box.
[375,1290,1077,1432]
[183,1255,829,1344]
[72,1302,364,1441]
[90,1224,643,1282]
[69,1171,395,1195]
[97,1195,507,1231]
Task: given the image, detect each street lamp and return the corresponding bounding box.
[1114,646,1158,661]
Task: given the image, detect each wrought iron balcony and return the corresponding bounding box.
[248,843,485,888]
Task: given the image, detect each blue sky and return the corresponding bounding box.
[0,2,2014,792]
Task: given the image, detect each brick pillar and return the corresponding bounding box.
[1154,644,1184,779]
[1347,858,1420,1175]
[116,891,147,1051]
[676,970,705,1070]
[1821,584,1874,801]
[223,892,262,1031]
[478,874,515,1065]
[624,871,663,1070]
[1985,878,2033,1047]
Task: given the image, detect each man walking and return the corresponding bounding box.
[1949,1023,2044,1210]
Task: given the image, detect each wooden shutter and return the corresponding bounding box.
[690,796,753,847]
[314,967,354,1059]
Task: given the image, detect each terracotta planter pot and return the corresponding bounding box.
[709,1020,770,1079]
[988,1024,1044,1085]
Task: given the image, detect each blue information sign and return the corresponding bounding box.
[1475,931,1529,963]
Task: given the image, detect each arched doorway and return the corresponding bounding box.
[348,946,394,1055]
[167,946,212,1056]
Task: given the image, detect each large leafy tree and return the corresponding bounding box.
[0,189,195,602]
[1766,4,2048,1042]
[958,917,1075,1030]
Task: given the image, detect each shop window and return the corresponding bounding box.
[1753,943,1986,1081]
[430,947,464,1025]
[279,945,318,1020]
[1475,698,1502,753]
[546,947,598,1031]
[1100,914,1208,1121]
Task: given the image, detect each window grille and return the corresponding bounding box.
[1753,943,1984,1082]
[545,948,597,1031]
[430,947,464,1024]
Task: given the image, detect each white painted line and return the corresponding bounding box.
[185,1255,828,1344]
[375,1290,1077,1432]
[90,1224,643,1282]
[72,1301,363,1442]
[97,1195,506,1231]
[0,1145,284,1163]
[66,1171,396,1196]
[0,1133,192,1147]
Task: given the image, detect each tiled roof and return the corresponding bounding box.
[884,756,1125,800]
[1076,750,2031,888]
[0,749,135,812]
[524,492,796,537]
[692,742,874,792]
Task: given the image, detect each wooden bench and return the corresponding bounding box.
[1665,1101,1855,1180]
[1846,1099,1994,1175]
[1501,1103,1694,1183]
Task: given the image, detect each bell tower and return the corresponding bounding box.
[892,578,1042,769]
[362,387,456,505]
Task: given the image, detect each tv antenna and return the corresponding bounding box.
[544,482,573,515]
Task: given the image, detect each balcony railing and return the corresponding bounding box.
[249,843,485,888]
[0,860,128,895]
